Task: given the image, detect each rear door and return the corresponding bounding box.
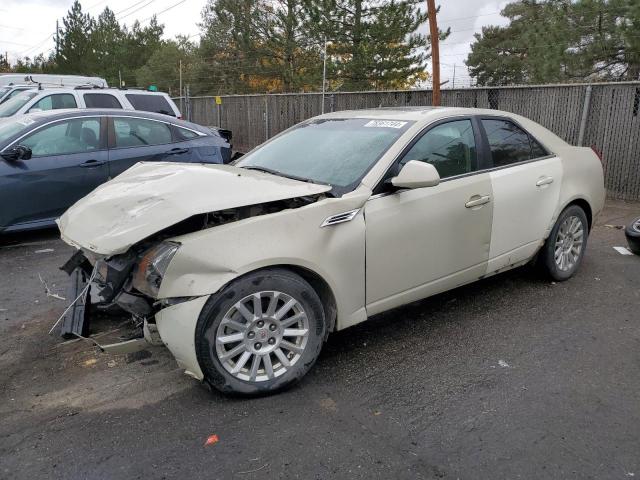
[0,117,108,229]
[480,117,563,272]
[82,93,124,110]
[107,116,175,177]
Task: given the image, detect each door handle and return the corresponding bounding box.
[79,159,106,168]
[165,147,189,155]
[465,195,491,208]
[536,176,554,187]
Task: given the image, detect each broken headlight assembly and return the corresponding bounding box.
[132,242,180,298]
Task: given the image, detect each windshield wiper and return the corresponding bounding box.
[240,166,330,187]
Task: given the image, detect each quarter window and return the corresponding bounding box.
[400,119,477,179]
[482,119,547,167]
[29,94,77,113]
[113,117,172,148]
[20,118,101,157]
[176,126,200,139]
[84,93,122,109]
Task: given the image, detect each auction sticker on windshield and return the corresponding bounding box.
[364,120,407,129]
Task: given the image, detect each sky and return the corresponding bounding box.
[0,0,511,88]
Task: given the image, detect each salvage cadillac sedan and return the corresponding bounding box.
[57,107,605,395]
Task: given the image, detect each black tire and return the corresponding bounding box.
[539,205,589,281]
[195,268,326,396]
[624,216,640,255]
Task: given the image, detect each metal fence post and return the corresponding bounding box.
[264,95,269,141]
[577,85,592,146]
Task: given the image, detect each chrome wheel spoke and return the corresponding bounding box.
[231,351,252,374]
[281,313,305,328]
[265,292,280,316]
[217,332,245,344]
[249,354,261,381]
[235,302,255,322]
[283,328,308,337]
[274,298,296,321]
[220,343,245,361]
[263,353,274,379]
[281,340,304,355]
[274,348,291,367]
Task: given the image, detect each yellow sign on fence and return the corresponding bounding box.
[215,96,222,105]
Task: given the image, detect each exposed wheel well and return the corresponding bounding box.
[566,198,593,231]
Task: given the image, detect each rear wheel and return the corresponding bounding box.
[539,205,589,281]
[195,269,326,396]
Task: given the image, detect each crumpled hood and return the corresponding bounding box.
[58,162,331,255]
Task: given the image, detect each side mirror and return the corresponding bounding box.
[391,160,440,189]
[1,145,32,161]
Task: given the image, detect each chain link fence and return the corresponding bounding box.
[179,82,640,201]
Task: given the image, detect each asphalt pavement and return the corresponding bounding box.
[0,200,638,480]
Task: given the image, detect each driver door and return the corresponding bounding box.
[364,118,493,315]
[0,117,108,230]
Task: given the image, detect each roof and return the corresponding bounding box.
[317,106,521,121]
[4,109,209,134]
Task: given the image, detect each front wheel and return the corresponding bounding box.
[195,268,326,396]
[539,205,589,281]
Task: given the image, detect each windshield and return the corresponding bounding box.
[0,87,10,98]
[236,118,413,192]
[0,91,38,117]
[0,117,31,145]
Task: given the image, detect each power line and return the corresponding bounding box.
[140,0,189,24]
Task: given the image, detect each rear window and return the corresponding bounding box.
[124,94,174,116]
[84,93,122,109]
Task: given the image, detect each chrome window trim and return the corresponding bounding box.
[2,114,201,153]
[2,114,107,153]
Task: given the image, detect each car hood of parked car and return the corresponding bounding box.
[58,162,332,255]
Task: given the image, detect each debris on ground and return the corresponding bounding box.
[35,248,55,253]
[38,273,66,301]
[498,360,510,368]
[613,246,633,255]
[204,434,219,446]
[603,224,625,229]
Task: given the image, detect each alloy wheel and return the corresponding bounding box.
[554,215,584,272]
[214,291,309,382]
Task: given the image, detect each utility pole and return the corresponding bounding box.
[321,37,327,114]
[427,0,440,106]
[118,70,122,88]
[55,19,59,60]
[452,64,456,90]
[179,59,183,116]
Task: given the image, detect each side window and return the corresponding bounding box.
[20,118,102,157]
[482,119,547,167]
[29,94,77,113]
[124,94,174,116]
[176,126,200,140]
[113,117,172,148]
[400,119,477,179]
[84,93,122,109]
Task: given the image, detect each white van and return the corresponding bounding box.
[0,87,181,118]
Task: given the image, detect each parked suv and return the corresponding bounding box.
[0,87,181,118]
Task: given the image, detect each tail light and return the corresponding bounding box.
[591,145,603,163]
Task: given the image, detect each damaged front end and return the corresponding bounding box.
[56,194,325,353]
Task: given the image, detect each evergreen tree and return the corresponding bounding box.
[305,0,443,90]
[466,0,640,86]
[91,7,126,85]
[57,0,95,74]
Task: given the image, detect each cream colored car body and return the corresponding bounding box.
[58,107,605,381]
